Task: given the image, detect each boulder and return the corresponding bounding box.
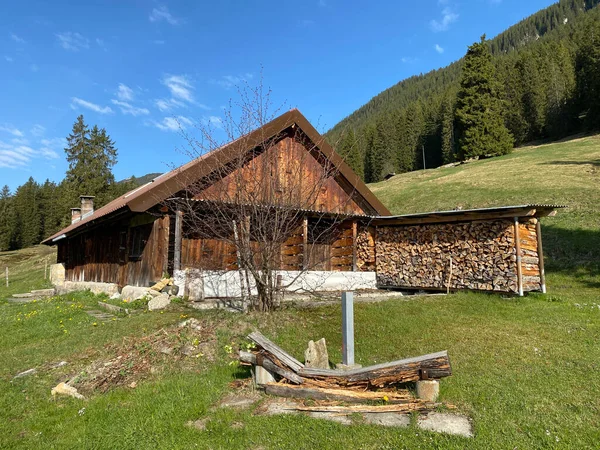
[51,382,84,400]
[121,285,151,302]
[304,338,330,369]
[148,293,170,311]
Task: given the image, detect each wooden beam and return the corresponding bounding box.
[239,351,304,384]
[514,217,523,297]
[247,331,305,373]
[302,216,308,270]
[352,220,358,271]
[173,209,183,271]
[536,220,546,294]
[264,383,412,404]
[374,209,537,226]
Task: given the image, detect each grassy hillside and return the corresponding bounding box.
[0,245,55,300]
[369,134,600,271]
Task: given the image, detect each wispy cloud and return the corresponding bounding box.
[70,97,113,114]
[435,44,444,53]
[111,100,150,116]
[152,39,165,45]
[213,73,253,90]
[0,124,24,137]
[204,116,223,129]
[0,136,62,169]
[30,63,38,72]
[401,57,417,64]
[430,7,459,32]
[152,116,193,132]
[149,5,180,25]
[96,38,107,51]
[56,32,90,51]
[162,74,194,102]
[116,83,134,101]
[31,124,46,137]
[318,0,327,7]
[10,33,25,44]
[5,55,13,63]
[39,137,65,159]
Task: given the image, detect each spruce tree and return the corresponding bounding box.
[337,129,364,180]
[440,94,456,164]
[455,36,513,159]
[0,185,13,251]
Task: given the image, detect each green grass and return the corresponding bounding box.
[0,245,55,301]
[1,135,600,448]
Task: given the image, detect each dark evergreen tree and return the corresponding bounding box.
[0,185,13,251]
[455,36,513,159]
[338,129,364,180]
[440,94,456,164]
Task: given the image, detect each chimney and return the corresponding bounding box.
[71,208,81,224]
[80,195,95,219]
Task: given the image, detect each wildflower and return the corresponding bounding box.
[383,395,389,402]
[92,322,97,327]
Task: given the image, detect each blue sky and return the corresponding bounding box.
[1,0,556,191]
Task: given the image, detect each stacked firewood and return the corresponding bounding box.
[375,220,519,292]
[239,331,452,413]
[355,226,376,271]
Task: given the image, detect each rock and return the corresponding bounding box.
[50,361,68,369]
[253,365,275,386]
[51,382,85,400]
[129,381,137,389]
[12,368,37,380]
[49,263,66,285]
[363,412,410,427]
[417,412,473,438]
[416,380,440,402]
[186,418,208,431]
[30,288,55,297]
[178,318,202,330]
[56,281,119,296]
[12,293,33,299]
[121,285,151,302]
[304,338,329,369]
[110,292,121,300]
[181,344,195,357]
[218,393,260,409]
[148,293,170,311]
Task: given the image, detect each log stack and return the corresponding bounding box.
[239,331,452,413]
[374,219,528,293]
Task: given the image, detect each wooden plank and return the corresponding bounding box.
[330,256,353,266]
[536,220,546,293]
[352,220,357,272]
[239,351,304,384]
[303,216,308,270]
[514,217,523,296]
[247,331,304,373]
[174,210,183,271]
[264,383,413,404]
[331,237,354,248]
[299,350,451,385]
[330,247,354,257]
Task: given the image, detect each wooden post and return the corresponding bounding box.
[535,220,547,294]
[5,266,7,287]
[342,291,355,366]
[173,209,183,272]
[514,217,524,297]
[302,216,308,270]
[232,219,247,301]
[352,221,358,272]
[44,257,48,280]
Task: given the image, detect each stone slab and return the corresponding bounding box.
[417,412,473,438]
[30,289,55,296]
[308,411,353,425]
[304,338,330,369]
[121,285,151,301]
[56,281,119,296]
[148,293,170,311]
[12,293,33,298]
[363,412,411,428]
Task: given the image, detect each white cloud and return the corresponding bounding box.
[5,55,13,63]
[0,124,24,137]
[205,116,222,129]
[116,83,134,101]
[10,33,25,44]
[31,124,46,137]
[318,0,327,7]
[435,44,444,53]
[214,73,253,89]
[56,32,90,51]
[0,137,61,169]
[162,74,194,102]
[149,6,180,25]
[70,97,113,114]
[39,137,65,159]
[430,7,459,32]
[111,99,150,116]
[11,138,29,145]
[30,64,38,72]
[401,57,416,64]
[152,116,193,132]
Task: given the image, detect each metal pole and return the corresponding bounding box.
[342,291,355,366]
[422,145,426,170]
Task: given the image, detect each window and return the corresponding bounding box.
[129,224,152,260]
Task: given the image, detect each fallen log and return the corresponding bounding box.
[264,383,413,404]
[239,350,304,385]
[298,351,451,387]
[247,331,304,373]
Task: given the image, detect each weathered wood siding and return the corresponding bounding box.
[372,219,542,293]
[59,214,169,287]
[195,135,366,215]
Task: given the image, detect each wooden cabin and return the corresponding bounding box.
[42,110,561,298]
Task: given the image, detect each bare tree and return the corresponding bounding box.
[170,78,363,311]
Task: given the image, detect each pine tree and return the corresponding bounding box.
[575,21,600,130]
[440,94,456,164]
[337,129,364,180]
[13,177,42,247]
[0,185,13,251]
[455,35,513,159]
[62,116,119,215]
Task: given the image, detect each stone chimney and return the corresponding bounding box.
[71,208,81,224]
[80,195,95,219]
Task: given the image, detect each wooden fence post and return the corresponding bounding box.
[5,266,8,287]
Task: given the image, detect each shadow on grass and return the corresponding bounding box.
[543,224,600,288]
[541,159,600,167]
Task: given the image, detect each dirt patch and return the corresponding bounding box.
[70,318,219,394]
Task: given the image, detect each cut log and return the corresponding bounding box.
[264,383,413,404]
[247,331,304,373]
[298,351,451,387]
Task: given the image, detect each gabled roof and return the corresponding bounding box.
[42,109,391,244]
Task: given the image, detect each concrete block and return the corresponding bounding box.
[57,281,119,296]
[363,412,410,427]
[253,365,275,386]
[49,263,65,285]
[416,380,440,402]
[417,412,473,438]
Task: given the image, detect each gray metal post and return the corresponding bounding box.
[341,291,355,366]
